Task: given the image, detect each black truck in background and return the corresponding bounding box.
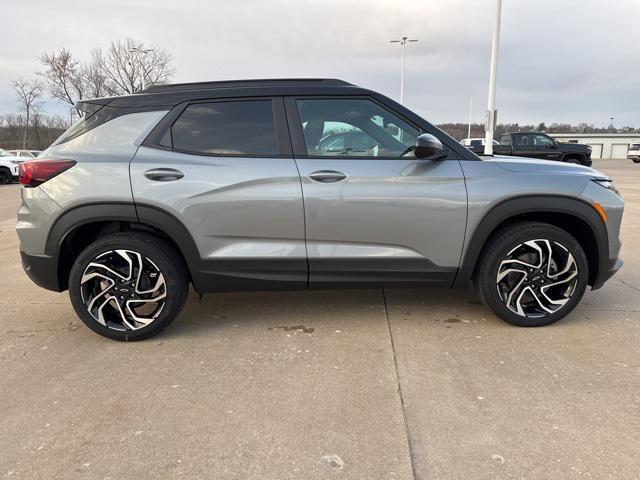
[467,132,593,166]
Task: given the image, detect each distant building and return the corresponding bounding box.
[548,133,640,159]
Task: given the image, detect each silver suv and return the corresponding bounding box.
[17,79,624,341]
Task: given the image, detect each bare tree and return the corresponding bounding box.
[40,39,174,116]
[91,38,174,95]
[39,49,86,115]
[13,78,43,149]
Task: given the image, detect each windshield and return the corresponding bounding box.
[0,149,12,157]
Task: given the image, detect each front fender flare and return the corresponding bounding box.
[452,195,608,288]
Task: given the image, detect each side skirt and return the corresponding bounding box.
[192,258,456,293]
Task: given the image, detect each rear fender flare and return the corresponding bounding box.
[46,202,203,289]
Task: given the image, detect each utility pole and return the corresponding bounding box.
[390,37,418,105]
[484,0,502,155]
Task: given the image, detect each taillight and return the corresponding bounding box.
[19,159,76,187]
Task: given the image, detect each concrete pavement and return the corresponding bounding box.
[0,159,638,479]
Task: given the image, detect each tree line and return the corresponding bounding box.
[437,122,639,141]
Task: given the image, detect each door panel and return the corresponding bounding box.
[295,157,467,287]
[288,96,467,288]
[130,146,307,291]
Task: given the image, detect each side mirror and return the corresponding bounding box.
[415,133,448,160]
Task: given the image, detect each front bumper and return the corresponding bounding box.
[20,251,63,292]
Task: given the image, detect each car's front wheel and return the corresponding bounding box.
[477,222,588,327]
[69,232,189,341]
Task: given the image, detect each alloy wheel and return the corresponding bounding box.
[496,239,578,318]
[80,249,167,331]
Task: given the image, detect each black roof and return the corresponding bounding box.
[80,78,361,110]
[141,78,353,94]
[74,77,479,161]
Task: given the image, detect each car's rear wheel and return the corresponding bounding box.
[633,158,640,164]
[0,168,11,184]
[477,222,588,327]
[69,232,189,341]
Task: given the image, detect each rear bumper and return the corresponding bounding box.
[20,251,62,292]
[592,257,623,290]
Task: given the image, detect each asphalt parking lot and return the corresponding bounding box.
[1,159,638,480]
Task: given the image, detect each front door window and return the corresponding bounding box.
[296,99,421,158]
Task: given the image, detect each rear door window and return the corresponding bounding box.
[171,100,278,156]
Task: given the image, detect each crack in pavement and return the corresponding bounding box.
[382,288,419,480]
[615,277,640,294]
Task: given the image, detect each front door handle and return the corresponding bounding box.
[144,168,185,182]
[308,170,347,183]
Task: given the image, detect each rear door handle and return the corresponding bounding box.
[144,168,185,182]
[308,170,347,183]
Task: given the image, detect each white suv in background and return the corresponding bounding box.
[0,149,20,184]
[628,144,640,163]
[8,150,41,159]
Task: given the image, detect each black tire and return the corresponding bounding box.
[633,158,640,164]
[476,222,588,327]
[0,168,11,185]
[69,232,189,341]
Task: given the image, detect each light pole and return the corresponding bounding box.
[484,0,502,155]
[390,36,418,105]
[467,96,473,140]
[128,47,154,91]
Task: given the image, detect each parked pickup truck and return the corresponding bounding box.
[493,132,592,166]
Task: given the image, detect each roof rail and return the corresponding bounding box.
[141,78,354,94]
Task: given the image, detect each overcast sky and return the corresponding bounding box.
[1,0,639,127]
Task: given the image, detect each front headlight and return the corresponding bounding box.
[593,178,619,195]
[587,146,592,151]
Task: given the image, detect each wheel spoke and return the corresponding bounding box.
[136,272,166,295]
[527,288,556,314]
[505,273,527,312]
[114,249,135,280]
[83,261,128,281]
[496,267,526,283]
